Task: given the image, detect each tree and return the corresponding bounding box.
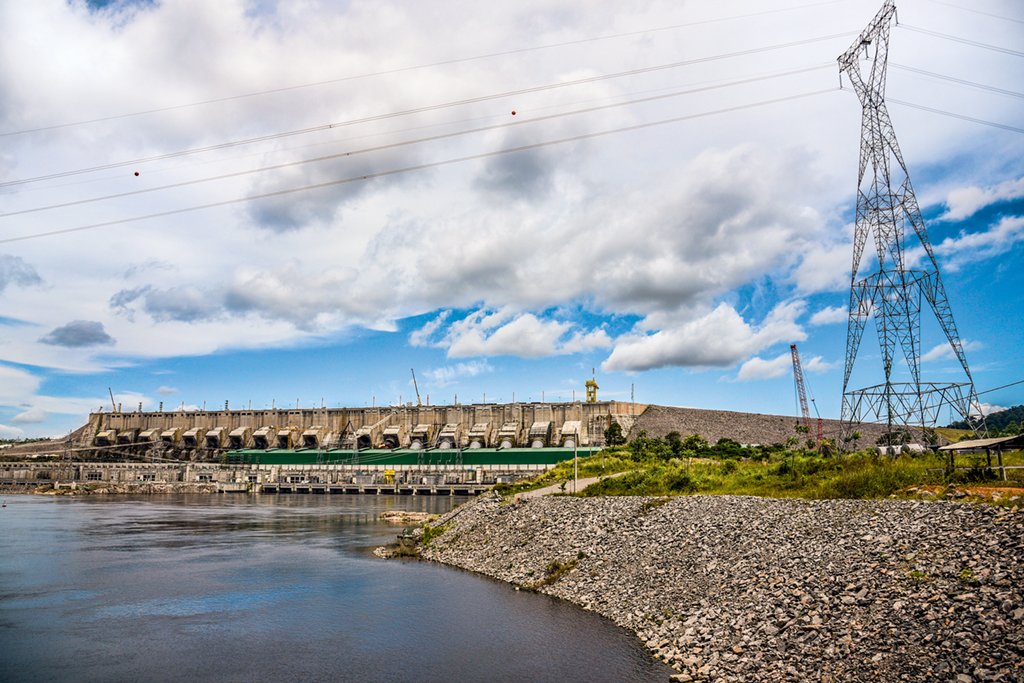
[665,431,684,458]
[877,428,914,446]
[682,433,708,452]
[712,437,744,459]
[604,421,626,446]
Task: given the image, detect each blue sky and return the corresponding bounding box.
[0,0,1022,437]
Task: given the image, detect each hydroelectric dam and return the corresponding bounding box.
[0,401,647,495]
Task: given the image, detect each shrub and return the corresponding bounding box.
[604,422,626,446]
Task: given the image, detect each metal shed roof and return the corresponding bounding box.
[938,434,1024,451]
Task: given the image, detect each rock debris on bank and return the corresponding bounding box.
[420,495,1023,682]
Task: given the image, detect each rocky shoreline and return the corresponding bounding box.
[420,495,1023,682]
[1,482,222,495]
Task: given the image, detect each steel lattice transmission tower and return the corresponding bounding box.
[837,0,981,443]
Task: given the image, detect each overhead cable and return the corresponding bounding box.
[0,0,849,137]
[899,24,1024,57]
[920,0,1024,25]
[888,98,1024,135]
[0,64,833,218]
[977,378,1024,397]
[0,88,835,245]
[891,63,1024,99]
[0,31,856,189]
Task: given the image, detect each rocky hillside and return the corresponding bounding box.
[631,404,891,447]
[422,495,1023,682]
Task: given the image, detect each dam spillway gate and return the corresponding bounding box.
[84,400,646,461]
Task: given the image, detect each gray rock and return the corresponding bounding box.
[419,495,1023,683]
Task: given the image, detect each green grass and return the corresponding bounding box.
[493,447,1024,503]
[419,523,449,546]
[493,451,635,496]
[935,427,973,442]
[581,450,1023,501]
[532,559,578,588]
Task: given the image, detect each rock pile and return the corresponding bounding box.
[28,482,220,495]
[630,404,891,447]
[421,495,1023,682]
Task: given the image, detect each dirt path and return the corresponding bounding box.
[514,471,629,500]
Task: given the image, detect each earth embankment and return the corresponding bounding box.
[629,404,891,446]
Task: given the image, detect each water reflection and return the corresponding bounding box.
[1,495,672,682]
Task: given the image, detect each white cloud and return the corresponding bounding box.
[791,236,851,294]
[736,353,792,381]
[11,406,46,424]
[933,216,1024,272]
[0,424,26,439]
[560,328,613,354]
[736,350,835,381]
[423,309,611,359]
[0,365,42,405]
[809,305,847,326]
[423,360,494,387]
[921,339,982,363]
[157,386,178,395]
[603,300,806,372]
[973,402,1007,418]
[940,176,1024,222]
[446,312,571,358]
[409,310,452,348]
[0,0,1020,427]
[803,356,836,374]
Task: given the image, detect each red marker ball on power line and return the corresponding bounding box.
[134,171,140,176]
[511,110,516,116]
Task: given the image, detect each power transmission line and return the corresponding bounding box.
[899,24,1024,57]
[0,0,850,138]
[0,31,855,189]
[888,98,1024,135]
[891,63,1024,99]
[977,378,1024,397]
[1,64,832,218]
[0,88,835,245]
[920,0,1024,25]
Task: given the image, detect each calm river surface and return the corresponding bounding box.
[0,494,671,682]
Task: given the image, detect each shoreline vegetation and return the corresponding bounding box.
[494,439,1024,506]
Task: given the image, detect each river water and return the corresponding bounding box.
[0,495,671,682]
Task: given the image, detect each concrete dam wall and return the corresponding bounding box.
[84,401,647,456]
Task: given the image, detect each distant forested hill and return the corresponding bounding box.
[948,404,1024,435]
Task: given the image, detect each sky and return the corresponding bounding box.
[0,0,1022,438]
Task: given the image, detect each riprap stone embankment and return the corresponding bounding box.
[421,495,1023,682]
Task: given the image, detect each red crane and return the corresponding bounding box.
[790,344,823,446]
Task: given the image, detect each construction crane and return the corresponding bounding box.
[790,344,822,446]
[410,368,422,407]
